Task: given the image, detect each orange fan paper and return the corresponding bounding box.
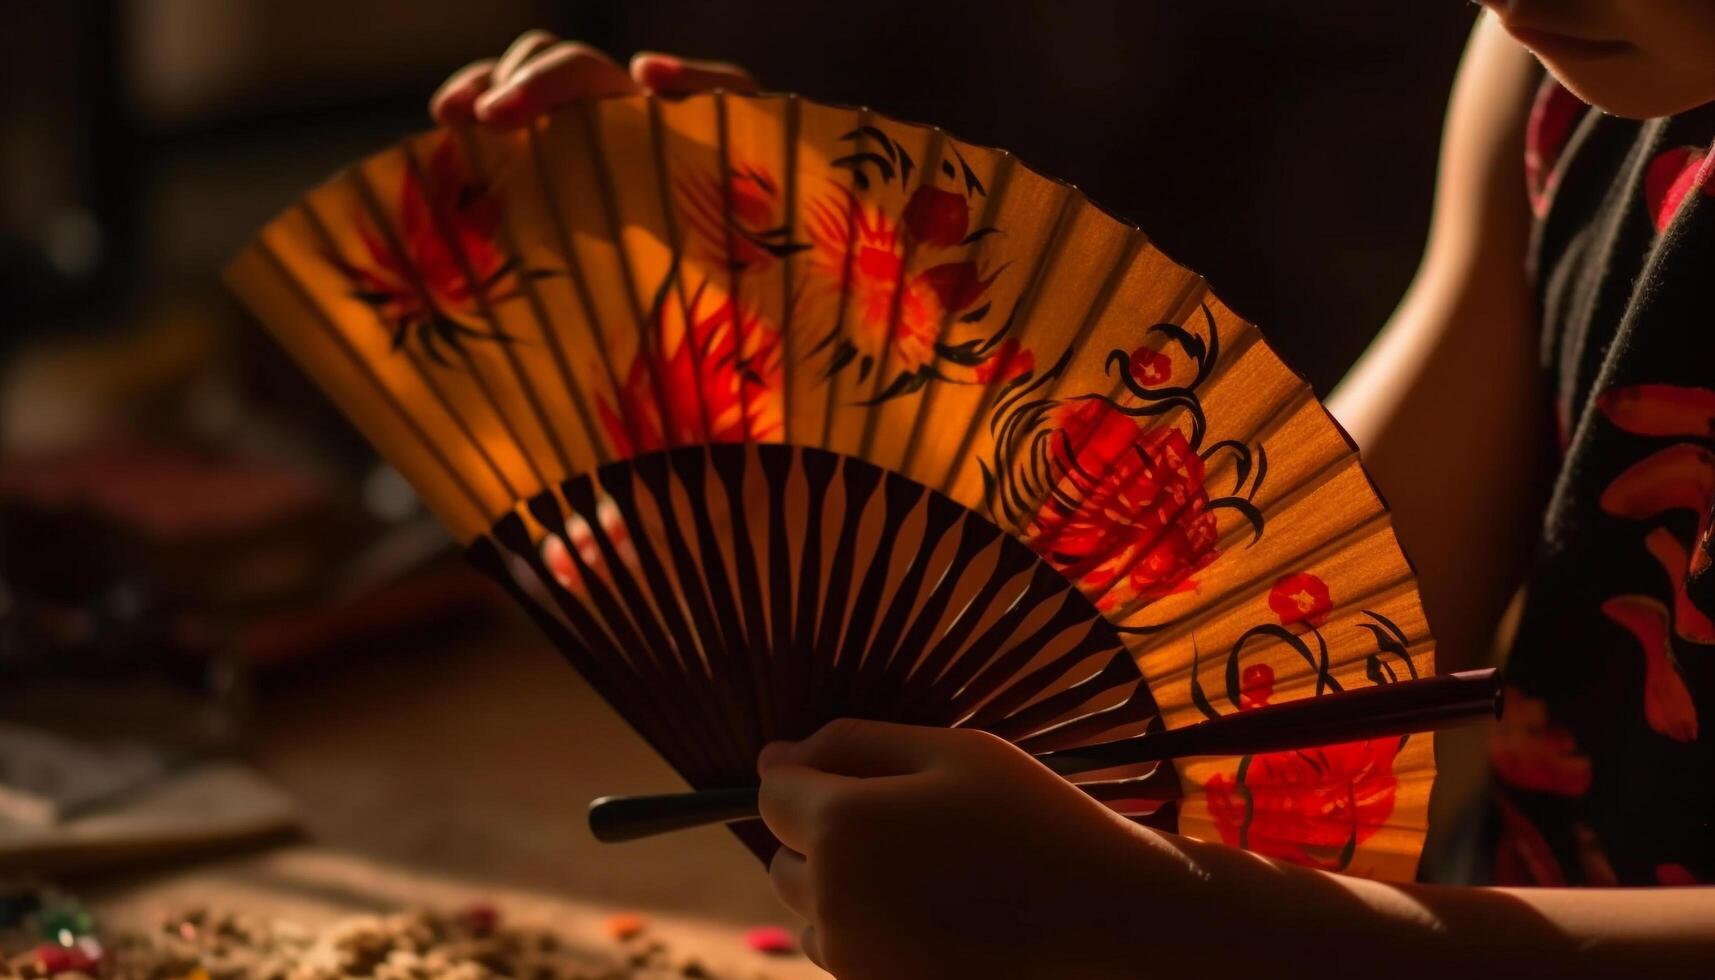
[227,92,1436,880]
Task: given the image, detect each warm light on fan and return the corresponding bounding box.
[227,91,1454,881]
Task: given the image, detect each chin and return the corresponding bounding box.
[1542,58,1715,119]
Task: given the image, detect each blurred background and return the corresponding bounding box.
[0,0,1478,949]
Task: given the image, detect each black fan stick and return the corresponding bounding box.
[587,667,1502,843]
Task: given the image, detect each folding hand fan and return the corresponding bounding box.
[226,91,1497,882]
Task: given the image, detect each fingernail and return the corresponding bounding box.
[474,85,523,121]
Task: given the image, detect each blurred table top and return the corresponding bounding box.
[79,609,823,978]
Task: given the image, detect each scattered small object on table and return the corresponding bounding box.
[740,929,794,956]
[0,897,789,979]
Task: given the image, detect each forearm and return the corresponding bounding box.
[1327,12,1547,673]
[1135,828,1715,980]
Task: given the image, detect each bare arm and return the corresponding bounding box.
[1328,12,1550,675]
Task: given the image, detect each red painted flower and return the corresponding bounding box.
[803,187,999,377]
[345,135,516,357]
[596,281,783,456]
[1239,662,1275,711]
[974,337,1033,384]
[1026,398,1219,609]
[1644,144,1715,233]
[1128,347,1173,387]
[675,163,786,271]
[1203,737,1401,869]
[902,185,969,246]
[1269,572,1332,630]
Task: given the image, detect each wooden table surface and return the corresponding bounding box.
[79,608,824,978]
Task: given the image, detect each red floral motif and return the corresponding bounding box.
[1525,81,1584,217]
[344,135,519,359]
[974,337,1033,384]
[1268,572,1332,630]
[1597,384,1715,438]
[1602,594,1699,743]
[675,163,787,272]
[803,186,1000,377]
[1025,398,1219,609]
[1489,686,1593,796]
[902,185,969,246]
[596,283,783,456]
[1239,662,1275,711]
[1202,737,1401,869]
[1644,144,1715,233]
[1128,347,1173,387]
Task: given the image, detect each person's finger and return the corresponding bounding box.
[800,926,825,971]
[762,717,945,779]
[757,762,856,854]
[630,52,758,95]
[491,29,560,85]
[475,42,640,128]
[429,59,496,125]
[767,846,813,919]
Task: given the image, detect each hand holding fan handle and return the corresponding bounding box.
[587,668,1501,843]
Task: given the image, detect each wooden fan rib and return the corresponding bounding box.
[480,519,720,784]
[646,98,720,445]
[628,452,764,753]
[827,467,927,717]
[906,559,1076,717]
[988,277,1222,538]
[577,101,682,452]
[893,151,1021,478]
[1108,452,1410,642]
[455,127,611,471]
[588,465,735,738]
[1060,382,1319,623]
[511,495,729,780]
[235,239,494,540]
[544,474,743,775]
[346,161,553,495]
[932,183,1081,499]
[524,124,643,457]
[780,96,802,445]
[293,193,526,517]
[890,538,1039,711]
[397,137,577,484]
[707,444,779,741]
[855,127,948,462]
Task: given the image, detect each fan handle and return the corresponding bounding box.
[587,667,1501,843]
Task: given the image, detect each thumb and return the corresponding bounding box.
[759,718,948,779]
[630,52,759,95]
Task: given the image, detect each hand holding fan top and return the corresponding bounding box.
[226,91,1454,881]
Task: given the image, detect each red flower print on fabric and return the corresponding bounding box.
[1202,737,1401,870]
[1526,81,1584,217]
[1025,398,1220,609]
[1602,595,1699,743]
[1269,572,1332,631]
[1644,144,1715,234]
[339,135,528,363]
[1489,686,1593,796]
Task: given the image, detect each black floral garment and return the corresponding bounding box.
[1487,77,1715,887]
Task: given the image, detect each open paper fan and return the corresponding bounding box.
[227,91,1482,882]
